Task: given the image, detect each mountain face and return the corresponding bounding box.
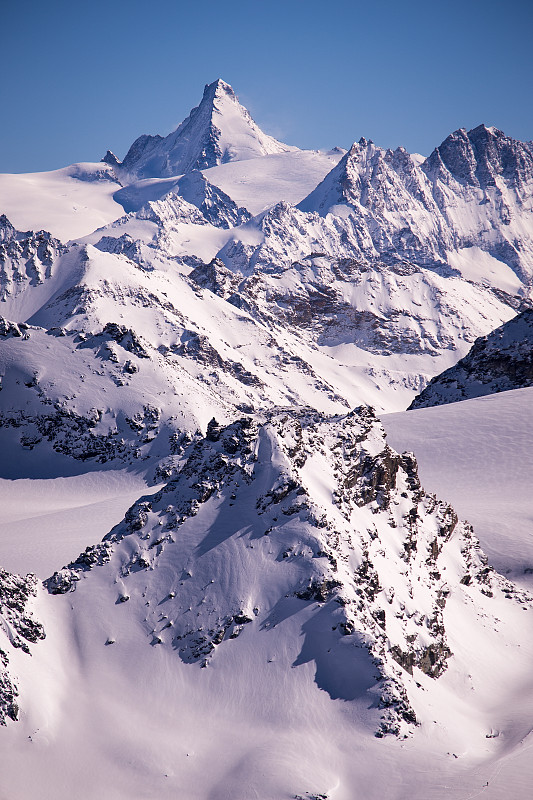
[114,169,252,227]
[297,126,533,282]
[0,214,66,305]
[409,307,533,408]
[1,80,533,798]
[119,79,295,180]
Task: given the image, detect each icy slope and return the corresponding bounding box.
[2,232,400,484]
[119,79,297,180]
[409,307,533,408]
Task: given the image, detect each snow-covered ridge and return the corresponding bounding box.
[43,406,531,741]
[297,125,533,281]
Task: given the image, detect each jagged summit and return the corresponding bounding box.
[117,78,296,180]
[294,122,533,278]
[422,123,533,187]
[101,149,120,166]
[297,137,387,215]
[299,123,533,217]
[204,77,236,101]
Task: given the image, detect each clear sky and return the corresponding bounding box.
[1,0,532,173]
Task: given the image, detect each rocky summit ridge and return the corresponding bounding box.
[297,124,533,280]
[44,406,529,740]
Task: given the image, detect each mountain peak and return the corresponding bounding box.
[205,78,236,100]
[119,80,296,180]
[424,124,533,188]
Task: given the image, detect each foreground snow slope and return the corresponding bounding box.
[384,387,533,590]
[1,408,532,799]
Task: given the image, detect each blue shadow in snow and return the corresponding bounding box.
[293,603,377,701]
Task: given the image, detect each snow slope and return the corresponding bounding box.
[2,409,533,799]
[0,470,153,577]
[0,163,123,241]
[202,148,345,215]
[384,387,533,589]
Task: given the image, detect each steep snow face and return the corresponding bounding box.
[409,307,533,408]
[212,252,515,364]
[120,79,297,180]
[1,236,388,481]
[298,127,533,284]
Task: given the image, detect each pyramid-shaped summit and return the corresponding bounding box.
[119,78,296,180]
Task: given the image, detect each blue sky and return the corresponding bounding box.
[1,0,532,172]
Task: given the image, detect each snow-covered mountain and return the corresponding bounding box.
[118,79,296,180]
[409,307,533,408]
[298,125,533,284]
[1,79,533,799]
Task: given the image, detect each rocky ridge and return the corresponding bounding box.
[409,307,533,408]
[0,214,66,303]
[297,125,533,283]
[44,407,529,738]
[0,569,45,724]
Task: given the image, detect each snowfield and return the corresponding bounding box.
[0,78,532,799]
[384,387,533,590]
[0,163,123,241]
